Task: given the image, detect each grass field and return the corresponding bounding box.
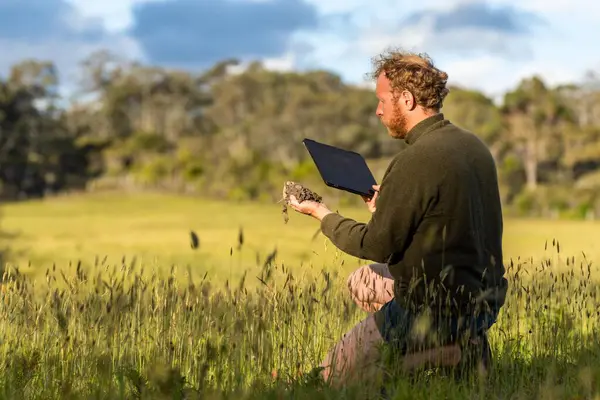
[3,192,600,284]
[1,192,600,399]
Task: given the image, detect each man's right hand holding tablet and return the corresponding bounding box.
[361,184,380,213]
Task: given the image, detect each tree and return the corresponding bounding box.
[442,86,506,160]
[557,72,600,181]
[0,60,99,199]
[1,51,600,216]
[501,76,573,190]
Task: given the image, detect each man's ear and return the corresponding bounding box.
[403,90,417,111]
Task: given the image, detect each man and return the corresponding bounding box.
[289,49,508,385]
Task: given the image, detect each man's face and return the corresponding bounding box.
[375,73,409,139]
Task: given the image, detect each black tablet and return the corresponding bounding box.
[303,138,378,198]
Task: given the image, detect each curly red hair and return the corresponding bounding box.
[368,48,450,111]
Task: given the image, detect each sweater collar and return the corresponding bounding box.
[404,113,447,145]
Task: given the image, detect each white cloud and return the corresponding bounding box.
[437,54,578,103]
[305,0,448,15]
[226,53,297,76]
[262,54,297,71]
[496,0,600,16]
[292,0,600,96]
[442,56,508,93]
[66,0,153,32]
[3,0,599,99]
[303,0,372,14]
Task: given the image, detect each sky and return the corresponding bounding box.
[1,0,598,101]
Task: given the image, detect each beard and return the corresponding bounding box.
[386,106,409,139]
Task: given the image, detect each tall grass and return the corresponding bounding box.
[0,240,599,399]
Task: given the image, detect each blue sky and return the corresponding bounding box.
[1,0,598,100]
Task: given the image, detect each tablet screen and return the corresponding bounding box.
[303,139,377,197]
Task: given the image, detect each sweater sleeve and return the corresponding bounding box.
[320,158,434,263]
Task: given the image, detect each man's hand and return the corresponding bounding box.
[361,185,380,213]
[289,195,333,221]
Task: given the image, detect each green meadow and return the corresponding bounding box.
[3,192,600,282]
[1,192,600,399]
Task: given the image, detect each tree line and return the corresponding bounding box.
[1,50,600,218]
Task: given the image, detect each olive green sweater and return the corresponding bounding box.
[321,113,508,316]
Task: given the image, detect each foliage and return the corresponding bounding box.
[1,52,600,215]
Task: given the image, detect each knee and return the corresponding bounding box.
[347,265,370,295]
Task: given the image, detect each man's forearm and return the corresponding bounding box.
[320,213,390,263]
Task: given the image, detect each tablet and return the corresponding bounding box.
[303,138,378,198]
